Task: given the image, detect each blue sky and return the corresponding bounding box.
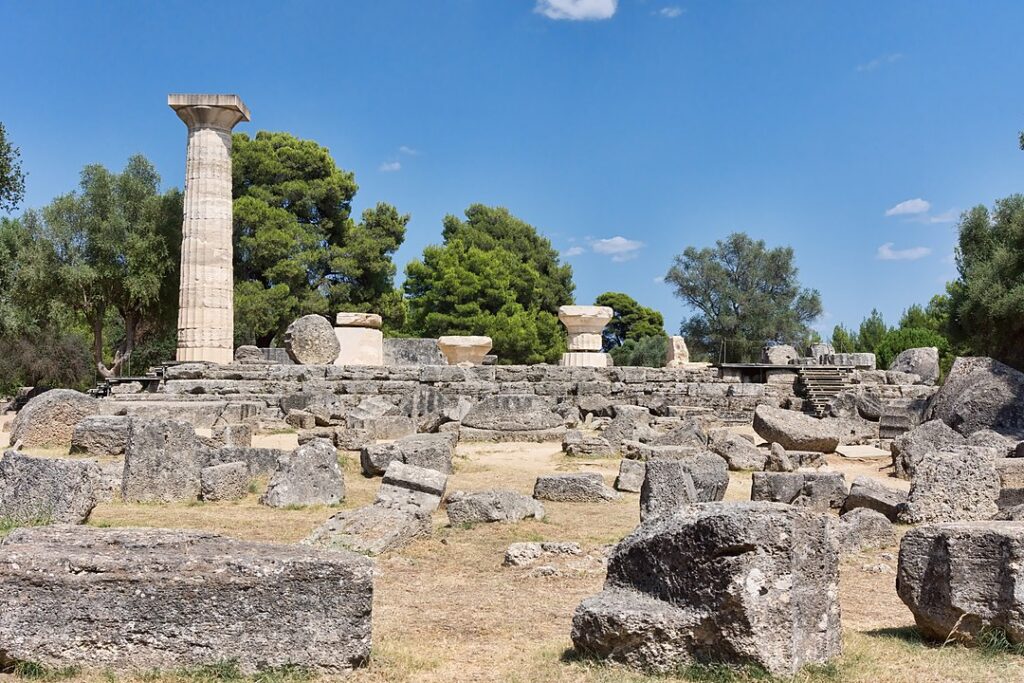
[3,0,1023,336]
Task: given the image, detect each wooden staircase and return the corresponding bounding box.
[798,366,854,417]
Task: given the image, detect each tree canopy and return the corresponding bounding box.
[232,131,408,345]
[594,291,665,351]
[946,196,1024,369]
[664,232,822,361]
[10,155,182,377]
[0,123,25,213]
[403,205,573,364]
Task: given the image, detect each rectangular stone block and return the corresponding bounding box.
[0,526,373,673]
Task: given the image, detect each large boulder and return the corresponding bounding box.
[898,523,1024,645]
[9,389,98,449]
[204,446,284,476]
[929,357,1024,437]
[752,405,839,453]
[890,419,966,479]
[571,502,841,676]
[70,415,131,456]
[461,395,561,431]
[0,452,101,524]
[648,418,707,448]
[445,490,545,525]
[840,475,906,521]
[360,433,456,476]
[0,526,373,673]
[261,438,344,508]
[708,431,767,471]
[659,452,729,502]
[562,430,616,458]
[121,419,201,503]
[897,451,1000,524]
[284,314,340,365]
[533,473,619,502]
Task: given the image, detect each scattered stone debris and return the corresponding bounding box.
[261,438,345,508]
[533,473,620,502]
[562,429,616,458]
[445,489,544,525]
[750,471,847,510]
[840,475,906,521]
[503,541,607,576]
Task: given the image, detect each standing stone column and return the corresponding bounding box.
[558,305,613,367]
[168,94,251,364]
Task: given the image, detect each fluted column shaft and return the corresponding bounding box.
[169,95,250,364]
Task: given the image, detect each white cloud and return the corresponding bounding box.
[877,242,931,261]
[398,145,418,156]
[885,198,930,216]
[592,236,644,261]
[856,53,903,72]
[378,161,401,172]
[655,6,683,18]
[653,275,665,283]
[925,208,958,224]
[563,246,585,257]
[535,0,617,21]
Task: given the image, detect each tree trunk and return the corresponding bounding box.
[91,311,114,380]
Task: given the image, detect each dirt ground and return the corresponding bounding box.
[4,422,1023,682]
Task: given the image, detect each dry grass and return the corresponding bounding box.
[4,438,1023,683]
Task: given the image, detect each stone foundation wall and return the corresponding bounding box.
[103,363,799,427]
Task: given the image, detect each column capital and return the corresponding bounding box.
[168,94,251,131]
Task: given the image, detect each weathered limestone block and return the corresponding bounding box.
[752,405,840,453]
[360,433,456,476]
[233,345,264,363]
[533,473,620,502]
[445,489,545,525]
[890,419,967,479]
[652,452,729,502]
[199,461,249,502]
[121,419,201,503]
[614,458,646,492]
[762,344,799,365]
[10,389,99,449]
[204,446,284,476]
[897,451,1000,524]
[334,326,384,366]
[840,475,906,521]
[70,415,131,456]
[335,312,382,329]
[649,418,707,448]
[284,314,341,365]
[571,502,841,676]
[709,431,767,471]
[898,523,1024,645]
[261,439,344,508]
[968,428,1019,457]
[828,352,876,370]
[437,335,492,366]
[0,452,101,524]
[562,430,616,457]
[929,357,1024,437]
[996,458,1024,509]
[664,336,690,368]
[0,525,372,672]
[210,423,252,448]
[835,508,895,553]
[751,472,847,510]
[306,505,431,555]
[765,442,796,472]
[640,460,698,522]
[886,370,923,386]
[462,394,561,431]
[375,461,448,513]
[504,541,582,567]
[383,338,447,366]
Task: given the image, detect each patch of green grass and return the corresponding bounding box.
[0,515,50,538]
[674,662,774,683]
[11,660,81,681]
[977,627,1024,657]
[246,481,260,494]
